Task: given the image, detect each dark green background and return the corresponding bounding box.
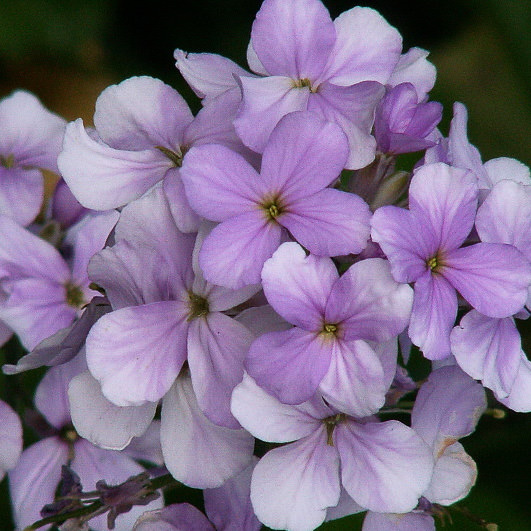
[0,0,530,529]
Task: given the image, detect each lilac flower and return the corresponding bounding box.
[231,0,402,168]
[8,355,163,531]
[0,211,118,350]
[58,76,247,232]
[180,111,372,288]
[86,187,257,429]
[371,162,531,359]
[245,242,413,417]
[50,178,89,228]
[231,374,434,531]
[0,399,22,482]
[374,83,442,155]
[0,90,65,226]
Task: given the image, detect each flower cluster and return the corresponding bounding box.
[0,0,529,530]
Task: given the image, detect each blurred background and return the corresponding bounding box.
[0,0,530,529]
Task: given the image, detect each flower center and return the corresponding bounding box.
[64,282,85,309]
[292,78,317,92]
[156,145,187,167]
[261,196,284,222]
[187,291,210,320]
[60,423,79,444]
[426,251,444,273]
[0,154,15,169]
[323,413,346,446]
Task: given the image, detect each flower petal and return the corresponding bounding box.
[0,167,43,226]
[0,400,22,480]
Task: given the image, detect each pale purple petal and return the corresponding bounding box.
[0,214,69,282]
[66,210,120,288]
[0,278,76,351]
[0,167,43,226]
[0,90,66,172]
[408,272,457,360]
[251,428,340,531]
[325,488,364,521]
[281,188,371,256]
[337,420,433,513]
[319,339,386,418]
[234,75,309,153]
[35,353,87,428]
[72,439,162,531]
[161,374,254,488]
[187,313,253,428]
[451,312,522,398]
[322,7,402,86]
[499,355,531,412]
[235,305,292,336]
[408,163,478,252]
[94,76,193,151]
[162,168,202,233]
[134,503,214,531]
[199,212,283,288]
[51,178,88,228]
[424,442,477,505]
[261,242,338,330]
[123,422,163,465]
[260,111,349,201]
[69,371,157,450]
[250,0,335,80]
[411,365,486,452]
[246,41,268,75]
[388,47,437,99]
[483,157,530,188]
[246,327,333,405]
[475,179,531,261]
[86,301,189,406]
[204,457,261,531]
[307,81,383,170]
[231,373,325,443]
[0,400,22,480]
[180,143,263,221]
[9,437,68,531]
[58,119,172,210]
[443,243,531,318]
[363,511,435,531]
[326,258,413,342]
[174,49,250,99]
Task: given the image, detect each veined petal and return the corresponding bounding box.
[408,272,457,360]
[198,212,283,289]
[388,47,437,99]
[326,258,413,342]
[260,111,349,201]
[161,374,254,489]
[319,339,386,418]
[261,242,338,330]
[483,157,530,188]
[499,354,531,412]
[94,76,193,151]
[451,312,522,398]
[9,438,68,531]
[58,119,171,210]
[234,75,309,153]
[443,243,531,318]
[337,420,433,513]
[69,371,157,450]
[371,206,436,283]
[322,7,402,86]
[245,327,333,405]
[408,163,478,252]
[180,143,263,221]
[251,428,340,531]
[174,49,250,100]
[281,188,371,256]
[251,0,335,80]
[411,365,486,451]
[188,313,253,429]
[86,301,189,406]
[0,167,43,226]
[231,373,325,443]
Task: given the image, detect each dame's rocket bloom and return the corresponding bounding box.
[180,111,372,289]
[245,242,413,417]
[0,90,65,226]
[371,162,531,359]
